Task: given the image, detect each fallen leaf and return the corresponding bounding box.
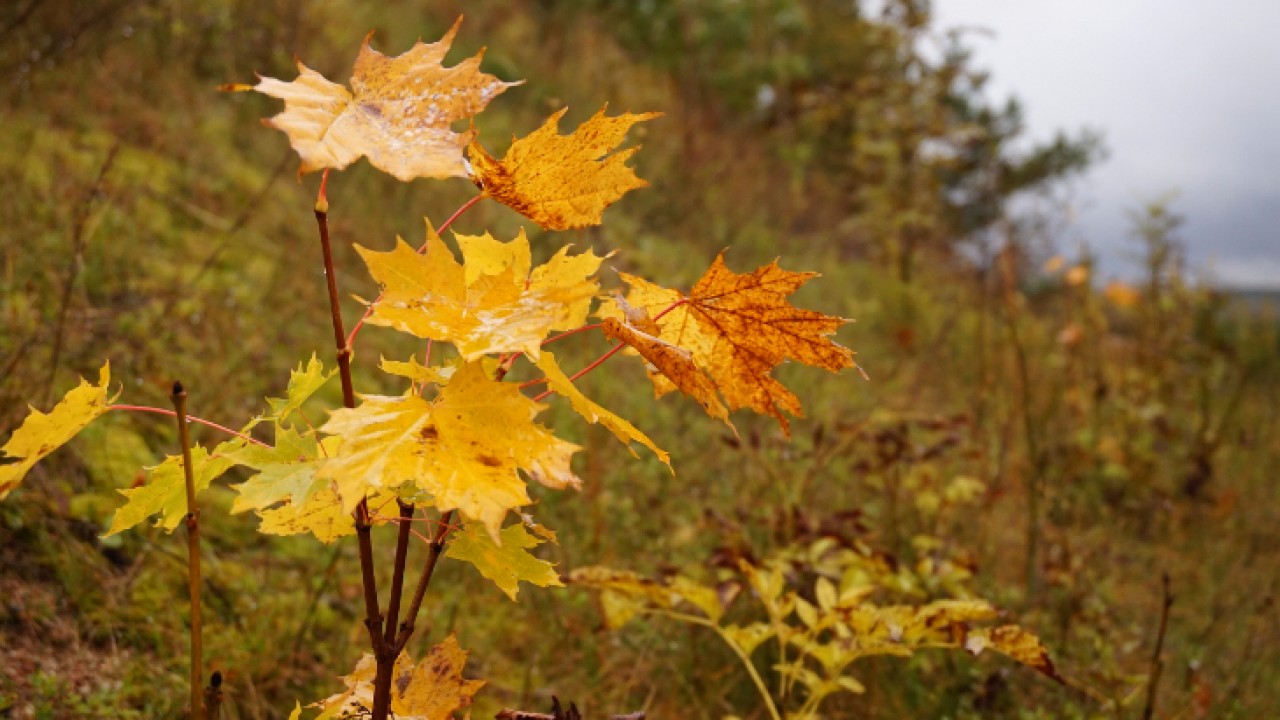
[313,635,484,720]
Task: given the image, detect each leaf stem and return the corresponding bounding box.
[171,382,204,720]
[530,343,625,400]
[542,323,603,346]
[519,297,686,395]
[107,405,268,448]
[437,193,485,235]
[346,194,486,348]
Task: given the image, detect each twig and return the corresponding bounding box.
[383,501,416,647]
[495,698,644,720]
[312,173,395,719]
[108,404,268,447]
[394,510,455,653]
[1141,573,1174,720]
[45,144,118,405]
[203,671,223,720]
[172,381,204,720]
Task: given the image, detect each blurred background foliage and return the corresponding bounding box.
[0,1,1276,718]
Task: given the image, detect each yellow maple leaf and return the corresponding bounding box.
[603,256,858,434]
[357,223,603,360]
[533,351,670,467]
[601,317,730,427]
[445,520,562,600]
[0,362,114,499]
[319,361,579,539]
[313,635,484,720]
[257,483,356,544]
[234,17,518,181]
[468,106,661,229]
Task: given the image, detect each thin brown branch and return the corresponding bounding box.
[203,671,223,720]
[394,510,455,653]
[383,501,416,647]
[171,381,204,720]
[45,144,118,405]
[311,173,382,646]
[1141,573,1174,720]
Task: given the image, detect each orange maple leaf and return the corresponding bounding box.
[232,17,519,181]
[467,106,660,230]
[603,255,859,434]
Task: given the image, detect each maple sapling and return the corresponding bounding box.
[0,17,901,720]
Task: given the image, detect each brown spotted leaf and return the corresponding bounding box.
[965,625,1061,681]
[313,635,484,719]
[234,17,518,181]
[468,106,660,229]
[603,256,858,434]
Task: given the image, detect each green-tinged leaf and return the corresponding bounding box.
[226,425,333,513]
[533,352,670,468]
[267,354,333,422]
[0,362,114,499]
[286,702,301,720]
[445,520,562,601]
[104,440,241,536]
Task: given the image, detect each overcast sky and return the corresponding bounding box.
[932,0,1280,288]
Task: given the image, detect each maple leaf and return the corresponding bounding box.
[0,362,114,499]
[313,635,484,719]
[532,351,670,468]
[266,354,333,423]
[601,317,730,427]
[233,17,518,181]
[445,520,563,600]
[256,485,398,544]
[602,256,858,434]
[319,361,579,539]
[468,106,661,229]
[225,425,334,514]
[357,223,603,360]
[105,440,242,536]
